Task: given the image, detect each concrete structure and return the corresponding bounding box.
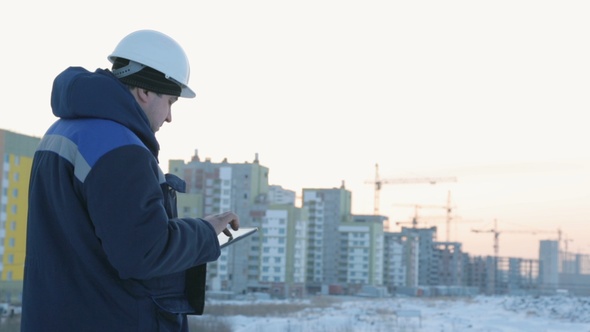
[400,226,437,286]
[383,232,419,291]
[433,242,463,286]
[558,252,590,296]
[539,240,559,291]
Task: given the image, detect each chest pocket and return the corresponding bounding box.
[163,173,186,219]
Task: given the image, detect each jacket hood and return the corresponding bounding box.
[51,67,160,157]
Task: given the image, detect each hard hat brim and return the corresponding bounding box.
[180,86,196,98]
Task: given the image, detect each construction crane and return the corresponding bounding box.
[392,190,456,241]
[365,163,457,216]
[392,203,481,241]
[471,219,560,257]
[393,206,446,228]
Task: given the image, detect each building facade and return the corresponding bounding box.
[169,151,270,293]
[302,184,352,293]
[539,240,559,291]
[0,129,39,281]
[338,215,385,287]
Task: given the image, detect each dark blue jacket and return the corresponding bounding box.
[21,67,220,331]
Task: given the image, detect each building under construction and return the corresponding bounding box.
[386,226,590,297]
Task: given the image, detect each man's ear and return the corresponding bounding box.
[137,88,151,103]
[131,87,151,106]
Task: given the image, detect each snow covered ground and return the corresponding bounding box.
[197,295,590,332]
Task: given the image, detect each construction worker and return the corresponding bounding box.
[21,30,239,331]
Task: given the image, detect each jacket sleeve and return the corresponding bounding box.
[83,145,221,280]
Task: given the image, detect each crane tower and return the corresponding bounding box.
[365,163,457,215]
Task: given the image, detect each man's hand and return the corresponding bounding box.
[202,211,240,235]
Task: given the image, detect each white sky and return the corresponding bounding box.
[2,0,589,259]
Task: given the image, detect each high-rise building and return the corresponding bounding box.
[401,226,438,286]
[268,185,296,205]
[261,203,308,297]
[0,129,39,282]
[539,239,559,291]
[169,150,270,293]
[302,183,352,293]
[384,232,419,291]
[433,242,463,286]
[338,215,385,287]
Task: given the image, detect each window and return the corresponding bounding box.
[12,189,18,198]
[9,238,15,247]
[13,172,19,181]
[10,221,16,231]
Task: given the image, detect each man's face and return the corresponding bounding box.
[141,91,178,132]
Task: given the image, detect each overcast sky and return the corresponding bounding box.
[2,0,589,259]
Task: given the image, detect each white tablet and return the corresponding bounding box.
[218,227,258,248]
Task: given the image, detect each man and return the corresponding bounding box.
[21,30,239,331]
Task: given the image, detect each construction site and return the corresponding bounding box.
[370,164,590,297]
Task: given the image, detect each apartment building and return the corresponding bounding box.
[338,215,385,287]
[0,129,39,282]
[169,150,270,293]
[302,184,352,293]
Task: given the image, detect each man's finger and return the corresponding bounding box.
[229,217,240,230]
[223,228,233,238]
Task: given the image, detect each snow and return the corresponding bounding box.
[197,295,590,332]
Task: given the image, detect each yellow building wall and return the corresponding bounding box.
[2,154,33,281]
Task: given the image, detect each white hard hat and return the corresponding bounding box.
[108,30,196,98]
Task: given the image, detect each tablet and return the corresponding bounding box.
[218,227,258,248]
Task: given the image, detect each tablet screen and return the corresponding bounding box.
[218,227,258,248]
